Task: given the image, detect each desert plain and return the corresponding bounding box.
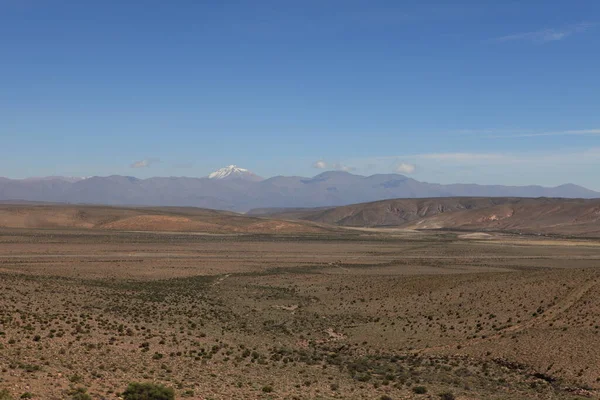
[1,204,600,399]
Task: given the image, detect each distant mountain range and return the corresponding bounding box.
[1,166,598,212]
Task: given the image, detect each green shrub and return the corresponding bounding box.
[20,394,33,399]
[69,374,84,384]
[122,383,175,400]
[412,386,427,394]
[0,389,14,400]
[67,387,91,400]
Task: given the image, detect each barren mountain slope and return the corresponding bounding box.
[259,197,521,225]
[253,197,600,237]
[404,198,600,236]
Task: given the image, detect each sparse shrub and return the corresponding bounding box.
[0,389,14,400]
[122,382,174,400]
[439,392,455,400]
[22,364,41,373]
[69,374,84,384]
[380,396,393,400]
[20,394,33,399]
[67,387,91,400]
[262,385,274,393]
[412,386,427,394]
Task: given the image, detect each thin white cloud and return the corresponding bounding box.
[312,160,354,172]
[346,147,600,169]
[332,162,355,172]
[337,147,600,191]
[486,128,600,139]
[131,160,150,168]
[395,162,416,174]
[408,148,600,166]
[494,22,595,44]
[418,153,508,162]
[312,160,328,169]
[130,158,160,168]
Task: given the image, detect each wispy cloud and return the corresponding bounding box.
[312,160,355,172]
[395,162,416,174]
[494,22,595,44]
[312,160,328,169]
[345,147,600,171]
[407,148,600,166]
[418,153,507,162]
[486,128,600,139]
[332,162,355,172]
[130,158,160,168]
[331,147,600,190]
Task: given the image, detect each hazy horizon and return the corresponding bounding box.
[0,165,596,191]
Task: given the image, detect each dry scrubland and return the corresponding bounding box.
[1,206,600,399]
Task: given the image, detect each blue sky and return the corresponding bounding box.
[1,1,599,189]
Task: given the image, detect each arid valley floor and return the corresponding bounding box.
[1,209,600,399]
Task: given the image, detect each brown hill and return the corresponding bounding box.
[254,197,600,237]
[403,198,600,236]
[255,198,520,225]
[0,204,336,234]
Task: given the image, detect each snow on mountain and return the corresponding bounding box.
[208,165,263,181]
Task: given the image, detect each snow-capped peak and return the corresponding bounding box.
[208,165,262,181]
